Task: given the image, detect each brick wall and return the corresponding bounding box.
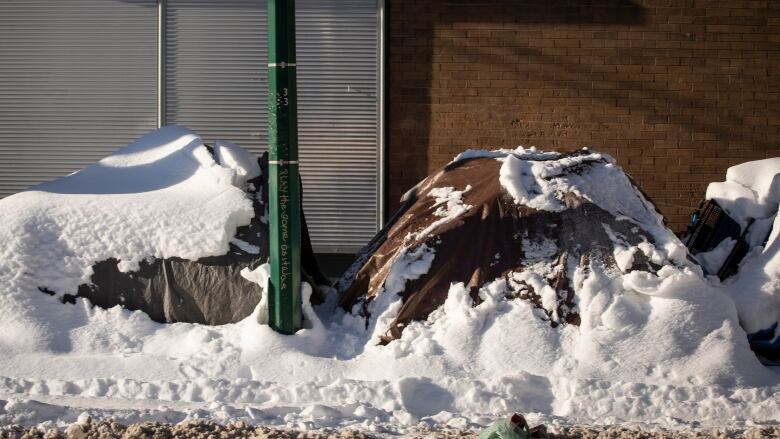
[388,0,780,230]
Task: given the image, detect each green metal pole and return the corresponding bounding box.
[268,0,302,334]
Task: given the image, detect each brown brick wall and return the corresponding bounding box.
[388,0,780,231]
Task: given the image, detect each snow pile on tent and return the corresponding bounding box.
[0,136,777,432]
[0,126,325,327]
[705,158,780,344]
[0,126,271,348]
[338,148,776,385]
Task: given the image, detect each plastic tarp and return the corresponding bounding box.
[67,154,325,325]
[338,152,664,343]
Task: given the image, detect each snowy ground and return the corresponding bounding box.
[0,128,778,434]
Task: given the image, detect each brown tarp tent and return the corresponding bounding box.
[338,151,664,343]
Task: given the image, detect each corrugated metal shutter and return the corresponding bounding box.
[165,0,380,254]
[164,0,267,150]
[297,0,380,254]
[0,0,158,198]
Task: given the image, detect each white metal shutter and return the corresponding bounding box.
[0,0,158,197]
[297,0,380,254]
[164,0,267,150]
[165,0,380,254]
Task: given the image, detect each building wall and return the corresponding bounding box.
[388,0,780,230]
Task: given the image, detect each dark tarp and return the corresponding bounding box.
[54,153,326,325]
[338,151,664,343]
[684,199,750,280]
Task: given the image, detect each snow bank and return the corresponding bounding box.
[0,139,777,432]
[706,158,780,335]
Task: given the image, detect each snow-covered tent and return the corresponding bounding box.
[3,126,325,326]
[338,148,694,342]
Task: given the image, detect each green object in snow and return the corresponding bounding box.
[479,418,530,439]
[267,0,302,334]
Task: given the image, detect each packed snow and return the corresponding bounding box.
[0,136,778,433]
[707,158,780,230]
[706,158,780,336]
[695,237,736,275]
[214,139,262,189]
[362,243,437,344]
